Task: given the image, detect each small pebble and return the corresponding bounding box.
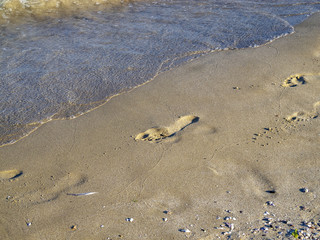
[100,225,104,228]
[266,190,276,194]
[300,188,309,193]
[162,218,168,222]
[163,210,172,215]
[225,223,231,228]
[179,228,191,233]
[126,218,134,222]
[26,222,32,227]
[266,201,275,206]
[230,223,234,231]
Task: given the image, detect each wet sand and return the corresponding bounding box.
[1,13,320,240]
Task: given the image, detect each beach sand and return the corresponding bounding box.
[1,13,320,240]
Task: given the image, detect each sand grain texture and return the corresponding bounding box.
[0,13,320,240]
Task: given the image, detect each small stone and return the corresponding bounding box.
[179,228,191,233]
[215,227,224,230]
[162,218,168,222]
[224,216,231,221]
[300,188,309,193]
[126,218,134,222]
[230,223,234,231]
[100,225,104,228]
[266,190,276,194]
[70,225,77,230]
[201,228,206,232]
[225,223,231,228]
[26,222,32,227]
[163,210,172,215]
[266,201,275,206]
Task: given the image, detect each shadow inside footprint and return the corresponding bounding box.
[135,115,199,142]
[282,75,306,87]
[286,101,320,122]
[0,169,23,180]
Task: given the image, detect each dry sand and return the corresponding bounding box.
[1,13,320,240]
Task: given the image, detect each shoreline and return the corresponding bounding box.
[0,29,294,149]
[1,12,320,240]
[1,10,305,149]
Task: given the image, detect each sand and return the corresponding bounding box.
[0,13,320,240]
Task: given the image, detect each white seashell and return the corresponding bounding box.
[230,223,234,231]
[67,192,98,196]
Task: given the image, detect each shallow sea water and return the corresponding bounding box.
[0,0,320,146]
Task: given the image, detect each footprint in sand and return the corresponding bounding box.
[17,172,87,204]
[242,169,277,198]
[135,115,199,142]
[286,101,320,122]
[0,169,23,180]
[281,74,307,87]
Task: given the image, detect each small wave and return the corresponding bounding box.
[0,0,133,21]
